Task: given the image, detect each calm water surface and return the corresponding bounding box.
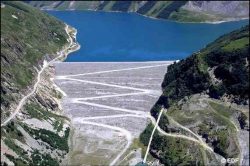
[48,11,248,62]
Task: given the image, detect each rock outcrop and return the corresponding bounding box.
[140,25,249,165]
[25,1,249,22]
[1,2,79,165]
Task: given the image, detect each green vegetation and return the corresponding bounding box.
[168,9,225,22]
[140,124,204,165]
[52,88,63,99]
[4,139,28,157]
[22,123,70,152]
[167,97,240,157]
[160,25,249,105]
[25,101,66,131]
[222,37,249,51]
[158,113,170,132]
[31,150,59,166]
[156,1,187,19]
[4,147,59,166]
[1,2,71,165]
[25,103,46,120]
[212,130,239,158]
[24,102,69,121]
[3,121,24,141]
[197,122,239,158]
[5,154,28,166]
[130,138,148,159]
[139,123,154,146]
[53,120,64,132]
[238,112,248,129]
[1,1,68,116]
[26,1,249,23]
[141,25,249,164]
[161,53,210,105]
[150,102,163,119]
[2,100,70,165]
[208,101,234,118]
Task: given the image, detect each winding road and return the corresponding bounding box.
[1,25,78,127]
[55,61,218,165]
[55,62,171,165]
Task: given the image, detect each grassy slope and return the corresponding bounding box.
[1,2,73,165]
[24,1,249,22]
[140,25,249,164]
[169,8,223,22]
[1,1,68,117]
[160,25,249,105]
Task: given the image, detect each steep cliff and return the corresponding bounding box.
[24,1,249,23]
[1,1,79,165]
[140,25,249,165]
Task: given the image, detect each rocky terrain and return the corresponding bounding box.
[25,1,249,22]
[140,25,249,165]
[54,61,173,165]
[1,1,68,121]
[1,1,79,165]
[1,1,249,166]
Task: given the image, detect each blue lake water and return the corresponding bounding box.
[48,11,248,62]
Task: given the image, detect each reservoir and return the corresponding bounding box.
[48,11,248,62]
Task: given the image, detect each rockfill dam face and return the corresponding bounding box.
[54,61,173,165]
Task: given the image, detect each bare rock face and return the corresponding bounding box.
[183,1,249,18]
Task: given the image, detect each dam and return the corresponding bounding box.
[54,61,173,165]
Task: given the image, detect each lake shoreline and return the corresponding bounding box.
[55,60,179,64]
[45,8,249,24]
[48,10,248,62]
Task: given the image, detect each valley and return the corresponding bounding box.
[1,1,249,166]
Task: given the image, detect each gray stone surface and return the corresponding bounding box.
[54,61,173,165]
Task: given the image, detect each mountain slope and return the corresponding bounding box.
[160,25,249,105]
[140,25,249,165]
[24,1,249,23]
[169,1,249,22]
[1,1,68,120]
[1,1,79,165]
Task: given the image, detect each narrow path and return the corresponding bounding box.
[56,63,170,165]
[168,116,214,152]
[74,120,132,166]
[117,150,136,165]
[57,63,171,78]
[74,114,148,121]
[143,108,164,163]
[58,77,149,92]
[55,62,220,165]
[71,92,147,101]
[73,100,148,115]
[1,25,77,127]
[205,100,239,132]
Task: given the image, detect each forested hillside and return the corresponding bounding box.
[160,25,249,105]
[140,25,249,165]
